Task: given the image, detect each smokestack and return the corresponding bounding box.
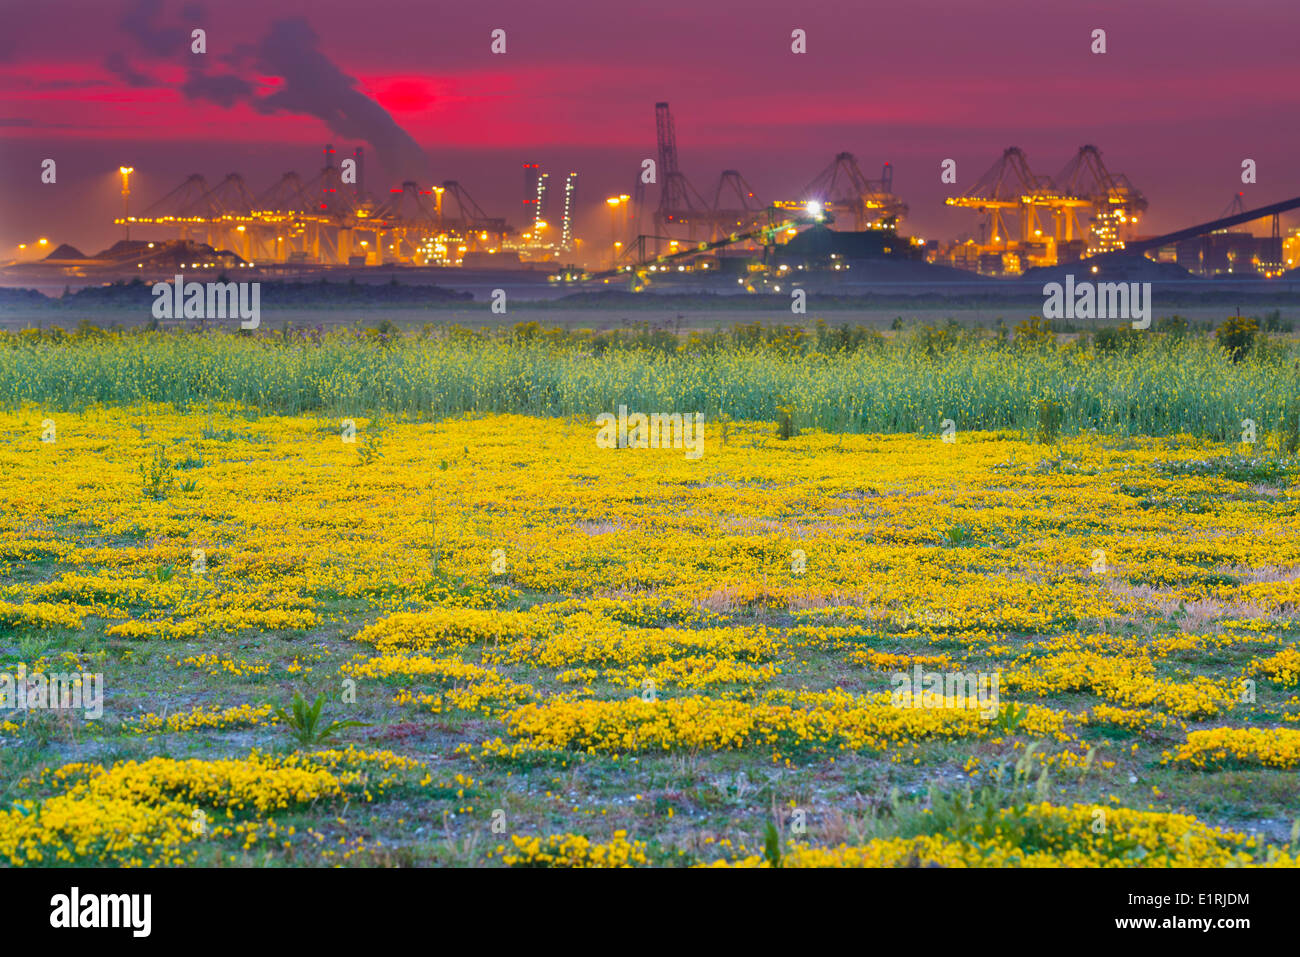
[354,147,365,203]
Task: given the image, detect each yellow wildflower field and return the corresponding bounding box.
[2,403,1299,867]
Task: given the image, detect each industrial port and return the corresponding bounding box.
[4,101,1300,300]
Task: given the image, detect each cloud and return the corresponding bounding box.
[122,0,183,57]
[103,51,157,89]
[243,19,430,184]
[180,70,253,108]
[106,0,431,187]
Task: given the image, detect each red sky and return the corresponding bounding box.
[3,0,1298,254]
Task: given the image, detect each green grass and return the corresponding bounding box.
[2,320,1298,441]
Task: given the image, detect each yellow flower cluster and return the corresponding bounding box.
[1086,704,1183,732]
[1,748,428,866]
[0,793,199,867]
[348,653,535,714]
[497,830,648,867]
[167,653,270,677]
[849,649,955,671]
[1167,727,1300,769]
[1006,649,1239,718]
[123,703,278,734]
[354,609,549,653]
[48,754,345,814]
[489,693,1069,756]
[1254,648,1300,688]
[106,619,204,640]
[0,600,88,631]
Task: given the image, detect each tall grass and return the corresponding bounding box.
[2,324,1296,440]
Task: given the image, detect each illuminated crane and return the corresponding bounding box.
[800,153,906,230]
[1054,145,1147,254]
[946,147,1059,249]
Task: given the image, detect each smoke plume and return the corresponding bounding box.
[106,2,431,187]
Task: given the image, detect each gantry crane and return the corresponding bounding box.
[945,147,1061,248]
[653,102,710,244]
[707,169,767,240]
[800,153,907,229]
[1054,145,1147,254]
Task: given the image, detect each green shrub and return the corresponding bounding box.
[1095,326,1141,354]
[139,447,175,500]
[1155,315,1189,339]
[1216,316,1259,362]
[1282,408,1300,456]
[1013,316,1056,349]
[275,692,368,747]
[1037,399,1064,444]
[1261,310,1293,333]
[775,405,798,440]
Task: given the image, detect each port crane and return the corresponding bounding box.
[801,153,907,229]
[1053,145,1147,253]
